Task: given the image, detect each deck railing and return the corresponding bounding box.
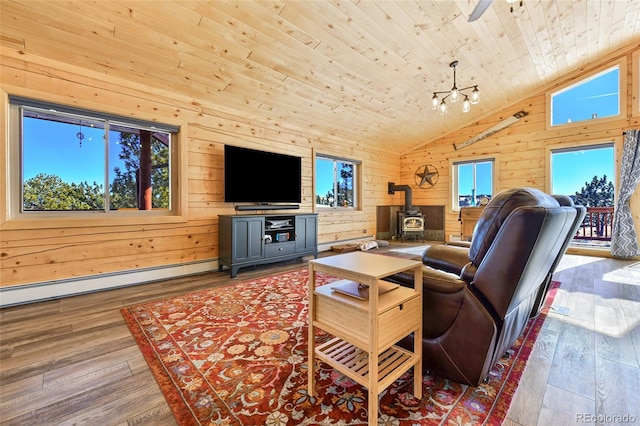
[575,206,614,241]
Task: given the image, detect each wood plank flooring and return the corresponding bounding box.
[1,243,638,425]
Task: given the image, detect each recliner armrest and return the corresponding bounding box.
[446,241,472,248]
[384,264,467,293]
[422,244,471,275]
[421,265,468,292]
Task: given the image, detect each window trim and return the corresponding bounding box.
[546,58,627,130]
[1,92,188,229]
[450,155,497,211]
[9,96,180,133]
[313,151,361,211]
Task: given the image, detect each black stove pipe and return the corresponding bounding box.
[388,182,416,213]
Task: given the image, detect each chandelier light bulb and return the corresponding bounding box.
[450,86,459,102]
[439,99,447,115]
[471,86,480,104]
[432,93,439,110]
[462,96,471,112]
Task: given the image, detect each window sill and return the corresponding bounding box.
[1,212,187,230]
[314,206,357,212]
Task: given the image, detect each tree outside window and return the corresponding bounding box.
[108,128,170,210]
[20,106,172,212]
[315,156,357,209]
[551,144,615,240]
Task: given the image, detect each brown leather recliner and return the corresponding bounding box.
[387,188,579,386]
[424,194,587,318]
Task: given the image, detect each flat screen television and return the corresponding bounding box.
[224,145,302,205]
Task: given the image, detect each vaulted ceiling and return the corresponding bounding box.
[2,0,640,153]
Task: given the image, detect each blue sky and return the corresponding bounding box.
[551,66,619,125]
[23,117,127,186]
[551,146,614,195]
[458,161,492,198]
[316,158,335,197]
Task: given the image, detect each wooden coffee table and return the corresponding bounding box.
[307,251,423,426]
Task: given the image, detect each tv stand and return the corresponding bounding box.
[218,213,318,277]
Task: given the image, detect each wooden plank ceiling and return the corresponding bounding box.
[2,0,640,153]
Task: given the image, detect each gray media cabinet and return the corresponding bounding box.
[218,213,319,277]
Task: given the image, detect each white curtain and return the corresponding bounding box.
[611,130,640,258]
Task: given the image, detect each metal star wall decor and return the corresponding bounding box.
[414,164,439,188]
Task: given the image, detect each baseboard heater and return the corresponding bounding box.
[0,259,217,307]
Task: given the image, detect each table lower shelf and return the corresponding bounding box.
[315,337,419,392]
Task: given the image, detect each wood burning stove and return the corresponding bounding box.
[398,211,425,241]
[388,182,425,241]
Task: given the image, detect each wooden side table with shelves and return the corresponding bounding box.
[307,251,423,426]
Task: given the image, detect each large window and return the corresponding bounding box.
[452,158,494,209]
[10,97,178,214]
[315,155,359,209]
[549,60,625,127]
[550,143,615,203]
[550,142,616,246]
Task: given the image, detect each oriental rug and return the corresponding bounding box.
[121,269,559,425]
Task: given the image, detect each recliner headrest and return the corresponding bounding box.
[469,187,559,266]
[552,194,575,206]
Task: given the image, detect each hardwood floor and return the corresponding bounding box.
[1,243,638,425]
[505,252,640,426]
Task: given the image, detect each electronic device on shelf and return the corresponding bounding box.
[266,219,292,228]
[275,232,289,242]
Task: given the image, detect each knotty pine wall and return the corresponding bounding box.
[0,52,400,291]
[402,43,640,257]
[3,43,639,296]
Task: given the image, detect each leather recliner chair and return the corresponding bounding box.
[423,194,587,318]
[387,188,579,386]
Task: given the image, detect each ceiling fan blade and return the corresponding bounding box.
[468,0,493,21]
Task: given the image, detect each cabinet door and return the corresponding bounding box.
[232,217,264,262]
[295,215,317,252]
[460,207,484,240]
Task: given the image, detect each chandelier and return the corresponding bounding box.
[431,61,480,115]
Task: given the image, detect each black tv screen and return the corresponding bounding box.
[224,145,302,204]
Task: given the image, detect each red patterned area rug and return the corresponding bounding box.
[121,269,559,425]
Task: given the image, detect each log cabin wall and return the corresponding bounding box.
[0,53,400,293]
[402,43,640,252]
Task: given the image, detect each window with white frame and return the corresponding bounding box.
[452,158,494,209]
[550,143,615,204]
[315,155,359,209]
[10,97,178,214]
[549,61,625,126]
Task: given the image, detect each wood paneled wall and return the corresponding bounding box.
[2,42,639,291]
[0,52,400,288]
[402,44,640,251]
